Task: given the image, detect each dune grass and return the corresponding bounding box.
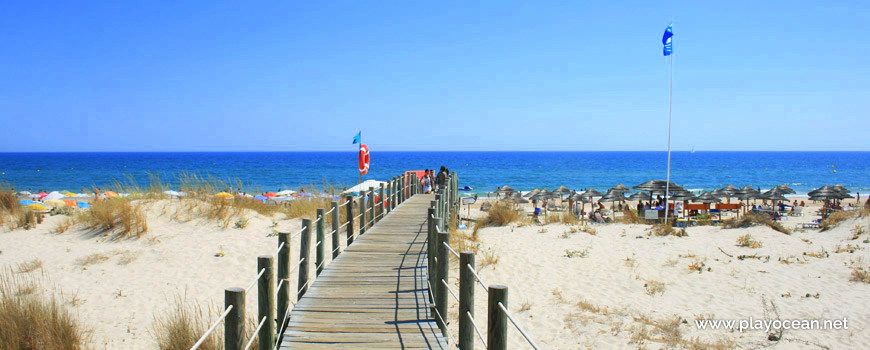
[821,211,857,231]
[0,269,88,349]
[648,223,688,237]
[151,294,261,350]
[736,234,762,248]
[475,203,522,230]
[79,198,149,238]
[721,213,790,234]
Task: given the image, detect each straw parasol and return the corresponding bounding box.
[523,189,541,198]
[600,189,627,202]
[695,192,721,203]
[627,192,652,201]
[494,186,516,197]
[776,184,796,194]
[718,185,739,203]
[552,186,572,196]
[610,184,632,194]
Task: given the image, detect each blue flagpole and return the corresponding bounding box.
[664,38,674,225]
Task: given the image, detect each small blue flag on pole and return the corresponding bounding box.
[662,24,673,56]
[352,131,360,144]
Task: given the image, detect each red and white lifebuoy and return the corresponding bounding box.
[358,144,370,175]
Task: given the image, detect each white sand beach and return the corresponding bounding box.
[442,199,870,349]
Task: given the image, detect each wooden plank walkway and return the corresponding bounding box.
[279,194,448,349]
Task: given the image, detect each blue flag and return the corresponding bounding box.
[662,24,673,56]
[352,131,360,144]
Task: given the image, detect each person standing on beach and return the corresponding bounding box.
[422,170,432,194]
[435,166,447,193]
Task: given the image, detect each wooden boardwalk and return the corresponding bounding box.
[279,194,448,349]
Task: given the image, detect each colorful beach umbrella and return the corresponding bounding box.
[27,203,49,211]
[18,191,32,196]
[63,199,78,207]
[253,195,268,203]
[18,199,34,206]
[64,192,77,197]
[77,202,90,209]
[277,190,296,196]
[37,191,48,200]
[264,192,278,197]
[214,192,233,199]
[104,191,119,197]
[43,191,65,201]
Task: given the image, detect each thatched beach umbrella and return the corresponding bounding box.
[576,189,603,216]
[628,192,652,202]
[494,185,515,198]
[776,184,796,195]
[600,189,628,210]
[610,184,631,194]
[832,184,850,195]
[695,192,721,204]
[523,189,541,198]
[552,186,572,196]
[718,185,739,203]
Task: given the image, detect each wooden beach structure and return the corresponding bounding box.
[190,172,539,350]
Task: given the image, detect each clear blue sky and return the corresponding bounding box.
[1,1,868,152]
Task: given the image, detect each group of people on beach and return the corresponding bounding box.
[421,166,450,194]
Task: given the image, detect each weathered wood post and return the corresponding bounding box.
[459,251,475,350]
[359,194,366,236]
[434,194,442,229]
[435,221,449,336]
[315,208,325,276]
[368,187,375,228]
[385,181,391,214]
[258,255,275,350]
[400,174,405,203]
[345,195,355,246]
[391,177,397,210]
[277,232,291,334]
[487,285,509,350]
[225,287,245,350]
[379,183,385,221]
[298,219,312,297]
[427,205,437,302]
[331,201,340,259]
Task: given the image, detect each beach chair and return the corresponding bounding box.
[593,212,607,224]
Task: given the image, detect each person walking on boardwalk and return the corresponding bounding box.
[422,169,433,194]
[435,166,447,193]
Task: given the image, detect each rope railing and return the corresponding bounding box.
[467,311,488,348]
[245,268,266,293]
[443,241,460,259]
[441,278,460,302]
[243,316,267,350]
[431,304,457,346]
[190,305,232,350]
[498,302,541,349]
[273,241,285,257]
[467,263,489,290]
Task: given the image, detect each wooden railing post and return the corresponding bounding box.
[258,255,275,350]
[379,183,385,222]
[400,174,406,202]
[427,206,436,303]
[435,222,449,336]
[277,232,291,334]
[391,177,397,210]
[298,219,311,297]
[225,287,245,350]
[368,187,375,228]
[487,285,508,350]
[331,201,340,259]
[434,194,442,229]
[459,251,475,350]
[345,195,355,246]
[315,209,325,276]
[359,193,366,236]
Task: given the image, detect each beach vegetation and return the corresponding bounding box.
[234,216,249,229]
[581,225,597,235]
[564,248,589,258]
[75,253,110,267]
[151,295,221,350]
[79,198,148,238]
[687,259,707,273]
[736,234,762,248]
[518,301,532,312]
[55,217,76,233]
[615,209,643,224]
[851,225,866,240]
[850,267,870,283]
[647,223,687,237]
[644,280,666,296]
[480,250,499,269]
[546,211,578,225]
[0,269,88,349]
[16,259,43,274]
[475,203,521,229]
[820,211,856,231]
[721,213,790,234]
[692,212,714,226]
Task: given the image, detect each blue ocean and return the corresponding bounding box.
[1,152,868,196]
